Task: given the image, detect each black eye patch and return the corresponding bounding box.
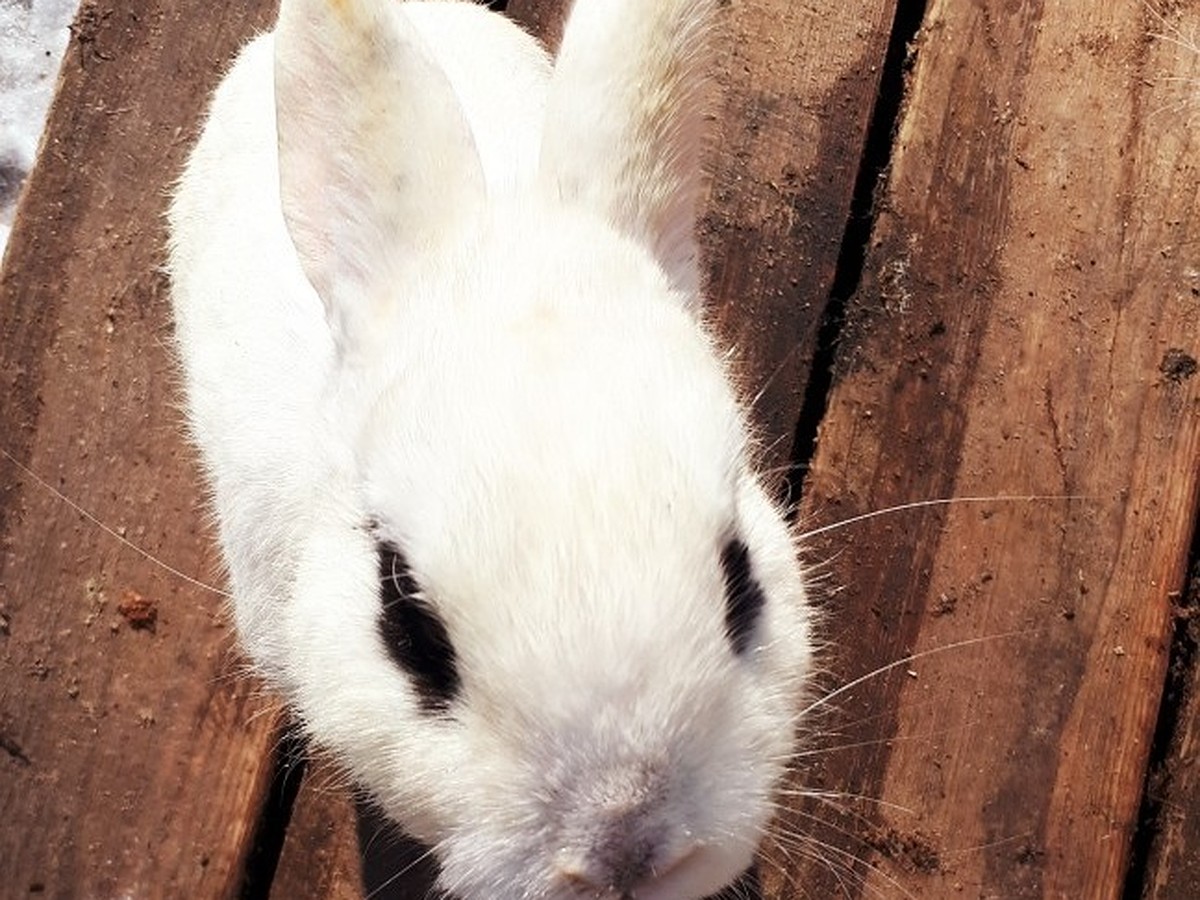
[376,541,461,714]
[720,537,766,657]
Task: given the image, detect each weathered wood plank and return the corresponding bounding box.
[782,1,1200,897]
[699,0,898,475]
[1135,15,1200,900]
[269,763,365,900]
[1142,561,1200,900]
[0,0,280,895]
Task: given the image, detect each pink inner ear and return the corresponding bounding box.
[276,144,334,294]
[272,0,486,352]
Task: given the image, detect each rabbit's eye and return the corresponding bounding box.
[376,541,461,714]
[720,537,766,657]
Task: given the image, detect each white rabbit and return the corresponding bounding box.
[168,1,815,897]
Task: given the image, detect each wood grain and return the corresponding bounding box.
[0,0,280,896]
[781,0,1200,897]
[270,767,365,900]
[699,0,897,474]
[1142,559,1200,900]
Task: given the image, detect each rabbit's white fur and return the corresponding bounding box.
[169,1,814,897]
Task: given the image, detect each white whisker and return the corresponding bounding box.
[0,445,229,598]
[797,494,1090,542]
[799,630,1035,718]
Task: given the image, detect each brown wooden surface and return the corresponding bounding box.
[3,1,1199,899]
[699,0,897,473]
[269,767,364,900]
[778,1,1200,898]
[1143,561,1200,900]
[0,0,280,896]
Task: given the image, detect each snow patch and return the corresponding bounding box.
[1,0,80,261]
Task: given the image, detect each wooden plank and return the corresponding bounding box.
[1142,559,1200,900]
[269,762,365,900]
[698,0,898,474]
[0,0,280,895]
[1134,16,1200,900]
[776,0,1200,897]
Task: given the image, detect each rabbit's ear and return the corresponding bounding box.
[539,0,715,305]
[274,0,485,351]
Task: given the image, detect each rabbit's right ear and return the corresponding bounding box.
[274,0,485,353]
[540,0,716,307]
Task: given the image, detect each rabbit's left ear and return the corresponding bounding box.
[539,0,716,306]
[274,0,485,352]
